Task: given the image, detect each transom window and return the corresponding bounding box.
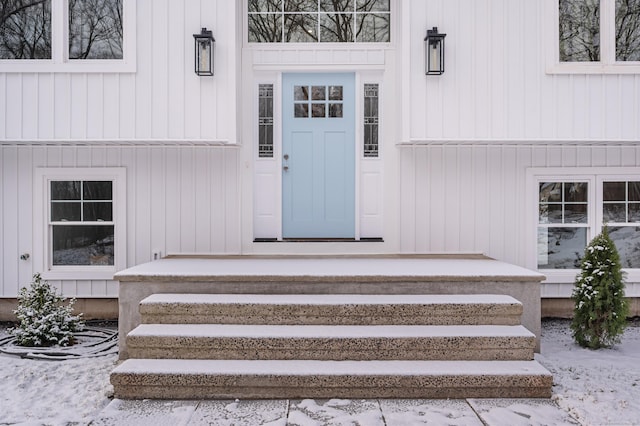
[558,0,640,63]
[293,85,344,118]
[248,0,391,43]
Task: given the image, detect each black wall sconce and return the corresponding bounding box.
[193,27,215,76]
[424,27,446,75]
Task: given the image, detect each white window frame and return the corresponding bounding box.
[34,167,126,280]
[527,167,640,283]
[545,0,640,74]
[244,0,395,47]
[0,0,136,73]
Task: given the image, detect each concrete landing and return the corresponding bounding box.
[116,255,545,358]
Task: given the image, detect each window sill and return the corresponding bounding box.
[42,267,117,281]
[541,268,640,284]
[0,59,136,73]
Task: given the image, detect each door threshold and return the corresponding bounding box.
[254,238,384,243]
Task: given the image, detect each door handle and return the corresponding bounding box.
[283,154,289,172]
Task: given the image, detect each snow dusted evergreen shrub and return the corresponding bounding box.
[10,273,84,347]
[571,227,629,349]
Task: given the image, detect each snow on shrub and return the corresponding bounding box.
[10,273,85,347]
[571,227,629,349]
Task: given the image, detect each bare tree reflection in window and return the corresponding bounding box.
[68,0,122,59]
[248,0,389,43]
[559,0,600,61]
[0,0,51,59]
[616,0,640,61]
[249,13,283,42]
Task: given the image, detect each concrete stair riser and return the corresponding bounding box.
[126,324,535,361]
[139,294,524,326]
[111,359,553,399]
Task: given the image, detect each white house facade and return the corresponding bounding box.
[1,0,640,318]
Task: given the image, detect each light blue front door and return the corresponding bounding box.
[282,73,355,238]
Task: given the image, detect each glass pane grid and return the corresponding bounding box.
[364,83,379,158]
[248,0,390,43]
[50,181,113,223]
[258,84,274,158]
[603,181,640,224]
[294,85,343,118]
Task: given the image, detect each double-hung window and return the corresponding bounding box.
[0,0,135,72]
[549,0,640,73]
[35,168,126,280]
[531,168,640,282]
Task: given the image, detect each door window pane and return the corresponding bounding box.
[329,86,343,100]
[294,103,309,117]
[294,86,309,100]
[0,0,52,59]
[312,103,326,117]
[559,0,600,62]
[329,103,343,117]
[312,86,326,100]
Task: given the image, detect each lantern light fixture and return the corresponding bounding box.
[193,27,215,76]
[424,27,446,75]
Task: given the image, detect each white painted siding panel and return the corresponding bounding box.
[0,145,241,298]
[0,0,236,143]
[405,0,640,143]
[399,144,640,296]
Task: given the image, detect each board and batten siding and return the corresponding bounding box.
[0,145,240,298]
[398,143,640,298]
[402,0,640,143]
[0,0,239,143]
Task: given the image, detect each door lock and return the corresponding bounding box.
[283,154,289,171]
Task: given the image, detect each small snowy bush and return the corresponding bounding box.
[571,227,628,349]
[10,273,84,347]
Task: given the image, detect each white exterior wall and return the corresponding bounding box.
[1,0,639,299]
[0,145,240,298]
[0,0,239,143]
[402,0,640,143]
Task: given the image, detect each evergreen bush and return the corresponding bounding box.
[10,273,84,347]
[571,227,628,349]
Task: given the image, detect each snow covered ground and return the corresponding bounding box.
[0,319,639,426]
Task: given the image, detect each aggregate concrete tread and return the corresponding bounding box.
[126,324,535,361]
[111,359,553,400]
[139,293,523,326]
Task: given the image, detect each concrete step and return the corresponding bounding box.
[126,324,535,361]
[139,294,524,326]
[111,359,553,400]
